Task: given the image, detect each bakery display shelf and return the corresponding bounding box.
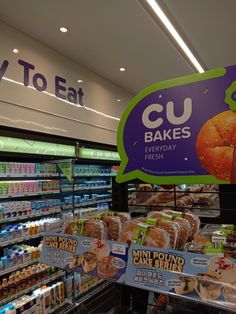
[0,209,62,224]
[0,190,60,199]
[0,173,59,179]
[0,228,62,247]
[128,206,149,215]
[0,259,39,277]
[0,270,65,307]
[62,198,112,210]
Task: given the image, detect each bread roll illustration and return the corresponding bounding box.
[196,110,236,182]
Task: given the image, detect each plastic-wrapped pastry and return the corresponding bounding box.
[116,212,131,223]
[119,220,170,248]
[163,210,199,241]
[183,212,200,240]
[147,212,180,249]
[150,211,190,248]
[195,273,222,301]
[102,216,122,241]
[64,219,107,240]
[172,217,190,249]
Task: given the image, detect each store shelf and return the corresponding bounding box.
[0,173,59,179]
[128,187,136,192]
[0,209,62,224]
[0,259,39,277]
[61,185,111,193]
[74,281,111,306]
[62,198,112,210]
[74,174,116,177]
[0,270,65,307]
[51,300,67,314]
[0,190,60,199]
[75,279,104,299]
[0,228,62,247]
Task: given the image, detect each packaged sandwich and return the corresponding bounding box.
[119,219,170,248]
[147,213,180,249]
[64,219,107,240]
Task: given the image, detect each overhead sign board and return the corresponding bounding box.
[117,65,236,184]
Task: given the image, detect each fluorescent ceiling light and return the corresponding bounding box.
[77,79,83,83]
[12,49,19,54]
[146,0,205,73]
[117,99,121,102]
[60,27,68,33]
[120,67,126,72]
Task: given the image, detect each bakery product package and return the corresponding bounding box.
[64,219,107,240]
[147,212,180,249]
[119,218,171,249]
[162,210,200,241]
[147,211,190,249]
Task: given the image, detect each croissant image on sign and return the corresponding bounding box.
[116,65,236,184]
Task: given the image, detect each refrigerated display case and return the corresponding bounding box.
[0,128,120,313]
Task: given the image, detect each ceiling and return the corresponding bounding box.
[0,0,235,95]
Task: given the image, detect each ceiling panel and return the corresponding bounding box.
[0,0,193,94]
[164,0,236,70]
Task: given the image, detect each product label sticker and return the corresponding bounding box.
[132,223,149,245]
[212,235,227,244]
[116,65,236,184]
[40,232,128,283]
[125,244,236,311]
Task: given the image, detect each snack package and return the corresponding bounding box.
[64,219,107,240]
[101,216,122,241]
[119,219,170,248]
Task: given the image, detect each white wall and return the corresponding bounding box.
[0,21,133,145]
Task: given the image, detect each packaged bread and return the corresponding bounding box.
[147,213,180,249]
[64,219,107,240]
[162,210,200,241]
[102,216,122,241]
[119,219,170,248]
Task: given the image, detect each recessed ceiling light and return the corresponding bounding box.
[120,67,126,72]
[117,99,121,102]
[60,27,68,33]
[77,79,83,83]
[12,49,19,54]
[146,0,204,73]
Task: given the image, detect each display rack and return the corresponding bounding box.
[0,129,120,313]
